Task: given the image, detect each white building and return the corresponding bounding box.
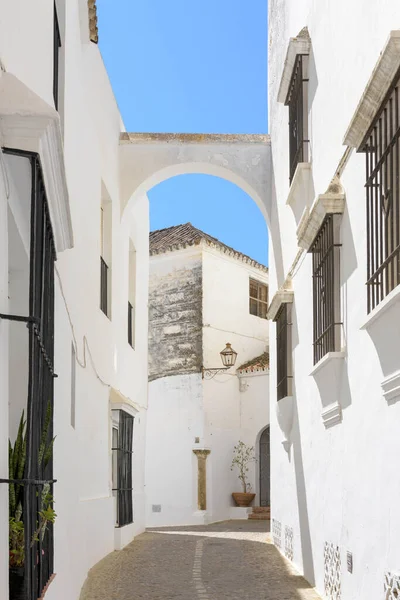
[0,3,149,600]
[267,3,400,599]
[145,223,269,527]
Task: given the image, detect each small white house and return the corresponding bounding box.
[145,223,269,527]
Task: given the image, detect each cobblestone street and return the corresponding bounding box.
[80,521,321,600]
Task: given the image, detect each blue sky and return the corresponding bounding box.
[97,0,269,265]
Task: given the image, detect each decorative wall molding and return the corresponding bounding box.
[272,518,282,549]
[321,403,343,428]
[297,177,346,250]
[344,30,400,149]
[382,370,400,404]
[0,72,73,252]
[324,542,341,600]
[385,572,400,599]
[284,526,294,561]
[110,388,140,417]
[277,27,311,104]
[267,288,294,321]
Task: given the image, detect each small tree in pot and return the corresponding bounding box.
[231,441,256,507]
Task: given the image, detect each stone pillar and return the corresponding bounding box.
[193,449,210,511]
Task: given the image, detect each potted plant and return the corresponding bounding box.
[8,407,56,600]
[231,441,256,507]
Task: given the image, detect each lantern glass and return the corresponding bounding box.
[220,343,238,368]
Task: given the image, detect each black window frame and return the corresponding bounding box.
[276,303,293,401]
[360,67,400,313]
[53,3,61,111]
[0,149,57,600]
[100,256,109,316]
[310,214,342,365]
[249,278,268,319]
[286,54,309,183]
[127,301,134,348]
[112,410,134,528]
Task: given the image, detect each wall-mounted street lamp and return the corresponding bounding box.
[201,343,238,380]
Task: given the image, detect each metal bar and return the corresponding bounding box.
[0,313,39,324]
[0,479,57,485]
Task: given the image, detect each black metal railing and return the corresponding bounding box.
[276,304,292,401]
[1,151,57,600]
[100,256,109,316]
[112,411,134,528]
[311,215,342,364]
[361,70,400,312]
[286,54,309,183]
[53,3,61,110]
[128,301,134,347]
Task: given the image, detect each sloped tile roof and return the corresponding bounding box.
[237,352,270,374]
[88,0,98,44]
[149,223,268,272]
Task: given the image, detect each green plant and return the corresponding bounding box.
[230,441,255,493]
[9,518,24,568]
[8,404,56,569]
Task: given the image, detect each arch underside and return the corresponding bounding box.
[119,133,272,227]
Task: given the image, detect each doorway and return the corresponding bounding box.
[259,426,270,507]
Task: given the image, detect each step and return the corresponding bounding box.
[248,513,270,520]
[252,506,270,514]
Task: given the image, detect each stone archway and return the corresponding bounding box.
[119,132,272,226]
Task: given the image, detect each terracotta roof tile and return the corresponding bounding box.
[149,223,268,272]
[237,352,269,374]
[88,0,98,44]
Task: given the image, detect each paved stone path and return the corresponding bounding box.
[80,520,321,600]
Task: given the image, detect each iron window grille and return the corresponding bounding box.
[286,54,309,183]
[360,68,400,312]
[100,256,109,316]
[249,278,268,319]
[311,214,342,365]
[112,410,134,528]
[128,301,134,347]
[53,3,61,110]
[0,150,57,600]
[276,304,293,401]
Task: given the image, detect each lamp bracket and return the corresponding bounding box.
[201,366,230,380]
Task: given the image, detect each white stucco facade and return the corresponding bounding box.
[0,3,149,600]
[146,239,269,527]
[267,3,400,599]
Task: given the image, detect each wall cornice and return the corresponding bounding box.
[297,177,346,250]
[277,27,311,104]
[267,287,294,321]
[344,30,400,149]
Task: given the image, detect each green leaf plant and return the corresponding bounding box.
[230,441,256,493]
[8,405,56,567]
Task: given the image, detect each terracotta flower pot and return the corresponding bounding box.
[232,492,256,507]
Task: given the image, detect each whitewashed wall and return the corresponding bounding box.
[146,244,269,527]
[0,2,149,600]
[268,2,400,598]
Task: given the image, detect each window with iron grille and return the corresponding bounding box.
[128,301,134,347]
[1,150,56,600]
[311,215,342,365]
[100,256,109,315]
[249,278,268,319]
[361,70,400,312]
[286,54,309,183]
[53,3,61,110]
[100,201,112,318]
[112,410,134,527]
[276,304,292,401]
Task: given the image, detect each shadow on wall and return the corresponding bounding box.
[291,380,316,586]
[269,160,285,288]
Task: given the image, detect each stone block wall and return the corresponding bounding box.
[148,257,202,381]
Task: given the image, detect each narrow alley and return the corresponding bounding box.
[80,521,321,600]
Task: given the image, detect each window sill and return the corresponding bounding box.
[309,351,346,377]
[286,162,313,208]
[360,284,400,330]
[310,352,346,429]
